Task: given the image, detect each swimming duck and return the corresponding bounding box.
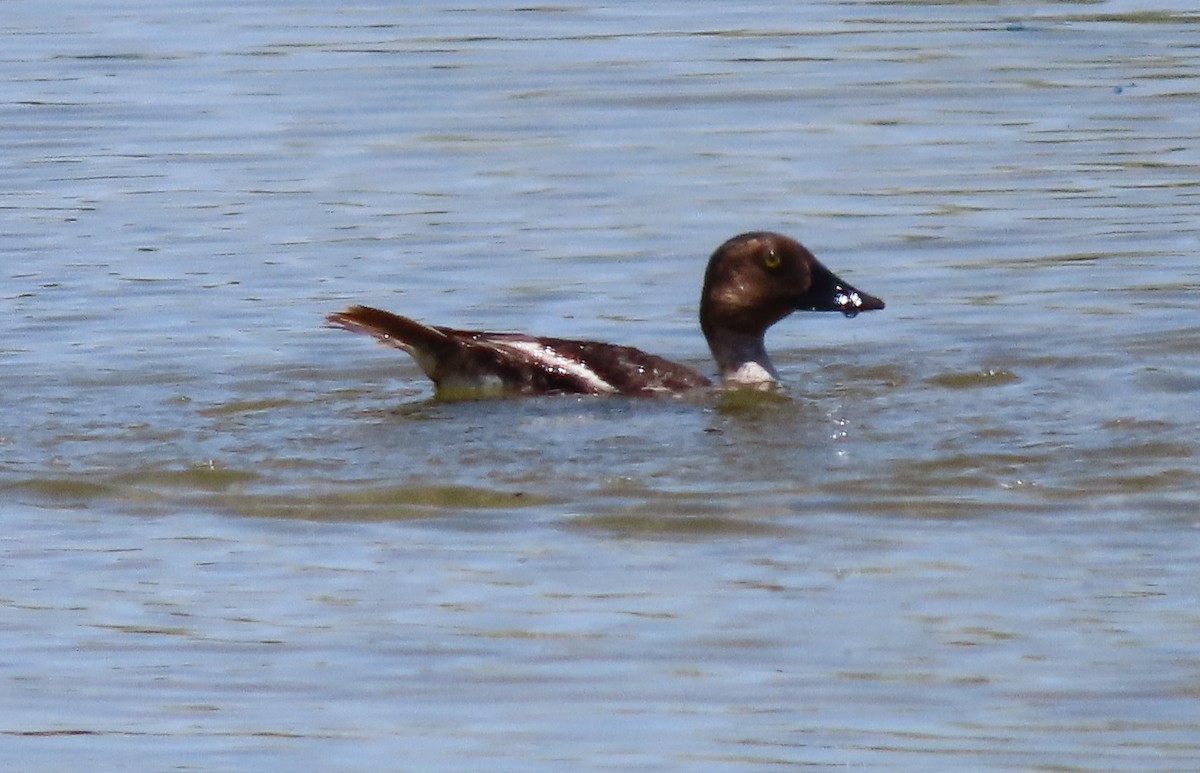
[326,231,884,398]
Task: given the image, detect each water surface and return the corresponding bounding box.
[3,1,1199,770]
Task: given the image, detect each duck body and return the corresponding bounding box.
[327,232,884,399]
[326,305,712,397]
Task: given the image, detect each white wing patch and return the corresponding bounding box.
[496,339,618,394]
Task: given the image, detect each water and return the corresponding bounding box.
[3,1,1199,770]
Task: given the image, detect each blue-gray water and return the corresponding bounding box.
[3,1,1199,770]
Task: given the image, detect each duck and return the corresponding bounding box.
[326,231,884,398]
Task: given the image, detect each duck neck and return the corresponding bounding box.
[705,327,781,388]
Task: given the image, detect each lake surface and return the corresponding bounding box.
[3,0,1199,770]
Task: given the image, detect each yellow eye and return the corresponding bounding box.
[763,250,781,269]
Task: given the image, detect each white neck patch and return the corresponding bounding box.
[723,360,780,388]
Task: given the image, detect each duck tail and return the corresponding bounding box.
[325,305,450,358]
